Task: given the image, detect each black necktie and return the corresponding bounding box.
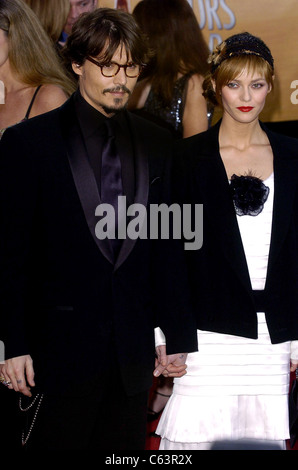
[100,120,123,257]
[101,120,123,206]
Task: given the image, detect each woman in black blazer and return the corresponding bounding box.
[157,32,298,450]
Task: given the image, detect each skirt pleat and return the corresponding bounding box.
[157,313,290,448]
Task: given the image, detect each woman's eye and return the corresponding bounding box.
[227,82,238,88]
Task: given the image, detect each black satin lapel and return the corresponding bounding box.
[197,152,252,292]
[114,114,149,271]
[193,123,251,291]
[59,100,114,265]
[266,131,298,278]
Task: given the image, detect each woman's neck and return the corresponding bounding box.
[218,113,273,181]
[219,114,267,151]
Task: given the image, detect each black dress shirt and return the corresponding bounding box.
[74,90,135,206]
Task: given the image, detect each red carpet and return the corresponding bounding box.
[146,418,161,450]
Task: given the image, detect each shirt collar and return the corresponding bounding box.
[74,89,127,138]
[74,90,107,138]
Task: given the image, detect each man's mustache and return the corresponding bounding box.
[103,86,131,95]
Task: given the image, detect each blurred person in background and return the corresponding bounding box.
[23,0,70,48]
[0,0,76,141]
[129,0,211,139]
[60,0,97,44]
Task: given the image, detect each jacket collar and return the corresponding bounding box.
[194,120,298,292]
[263,125,298,281]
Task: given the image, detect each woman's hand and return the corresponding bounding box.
[154,345,187,378]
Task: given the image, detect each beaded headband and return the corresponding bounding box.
[208,32,274,74]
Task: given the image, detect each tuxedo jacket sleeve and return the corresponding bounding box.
[0,95,197,395]
[174,121,298,344]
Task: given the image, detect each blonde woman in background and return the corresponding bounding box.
[23,0,70,46]
[0,0,76,140]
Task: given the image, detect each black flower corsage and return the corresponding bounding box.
[230,174,270,216]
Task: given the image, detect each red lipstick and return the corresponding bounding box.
[237,106,254,112]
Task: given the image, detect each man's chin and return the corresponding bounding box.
[102,103,128,115]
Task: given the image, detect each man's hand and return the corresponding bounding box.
[154,345,187,378]
[0,355,35,397]
[290,360,298,373]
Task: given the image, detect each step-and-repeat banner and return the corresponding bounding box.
[98,0,298,123]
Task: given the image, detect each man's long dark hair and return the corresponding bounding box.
[63,7,150,67]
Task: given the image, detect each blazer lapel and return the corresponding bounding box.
[59,97,114,265]
[114,112,149,271]
[198,122,298,292]
[195,123,252,292]
[264,126,298,281]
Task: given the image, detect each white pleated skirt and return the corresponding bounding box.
[157,313,290,450]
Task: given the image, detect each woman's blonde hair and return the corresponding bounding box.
[0,0,76,96]
[203,54,274,107]
[203,32,275,108]
[23,0,70,43]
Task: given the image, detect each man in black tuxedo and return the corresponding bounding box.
[0,8,197,449]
